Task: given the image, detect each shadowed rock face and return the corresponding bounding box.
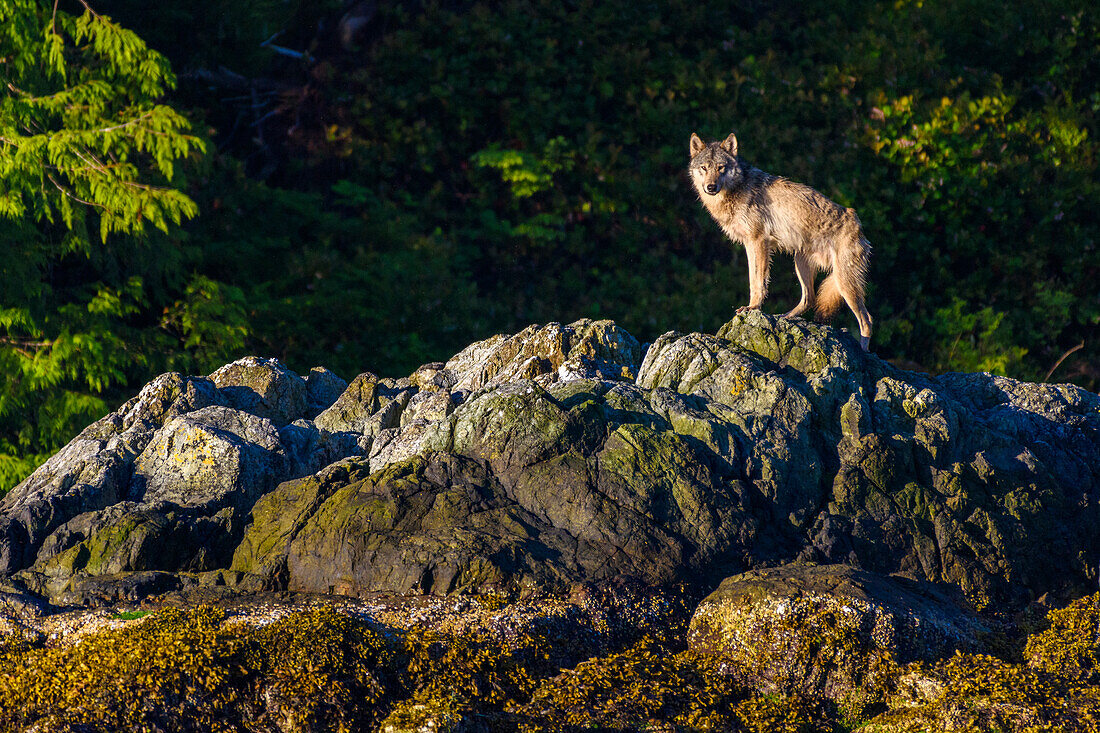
[3,313,1099,606]
[236,386,755,595]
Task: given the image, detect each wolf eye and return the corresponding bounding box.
[700,165,708,172]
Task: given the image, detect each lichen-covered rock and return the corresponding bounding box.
[313,372,380,434]
[208,356,308,427]
[278,420,369,478]
[0,364,367,588]
[131,406,288,511]
[645,310,1100,605]
[688,564,987,718]
[444,318,641,392]
[312,372,416,454]
[641,329,824,528]
[304,366,348,418]
[4,312,1099,608]
[400,390,455,427]
[0,373,226,573]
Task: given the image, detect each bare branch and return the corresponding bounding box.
[1044,341,1086,382]
[0,336,55,359]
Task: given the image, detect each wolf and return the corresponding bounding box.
[689,132,873,350]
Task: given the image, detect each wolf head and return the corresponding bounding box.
[689,132,743,197]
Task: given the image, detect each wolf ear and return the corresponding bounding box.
[690,133,705,157]
[721,133,738,156]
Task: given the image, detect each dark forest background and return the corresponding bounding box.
[2,0,1098,491]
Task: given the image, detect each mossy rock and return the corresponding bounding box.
[231,457,372,585]
[313,371,381,434]
[284,453,564,595]
[7,314,1100,609]
[717,310,866,376]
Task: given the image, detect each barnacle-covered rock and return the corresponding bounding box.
[688,564,988,719]
[856,594,1100,732]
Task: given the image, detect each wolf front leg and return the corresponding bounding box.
[737,238,771,312]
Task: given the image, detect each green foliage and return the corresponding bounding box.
[471,136,575,200]
[110,609,149,620]
[0,1,244,493]
[929,298,1028,374]
[150,0,1094,388]
[5,0,1100,487]
[0,0,202,237]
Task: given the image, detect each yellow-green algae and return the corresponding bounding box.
[690,588,900,728]
[0,606,392,732]
[861,593,1100,733]
[4,593,1100,732]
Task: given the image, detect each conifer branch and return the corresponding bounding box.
[46,173,104,209]
[90,111,156,135]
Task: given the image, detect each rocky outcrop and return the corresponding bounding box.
[234,377,756,596]
[639,316,1100,606]
[0,360,367,593]
[2,313,1098,607]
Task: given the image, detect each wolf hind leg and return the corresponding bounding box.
[785,253,816,318]
[835,276,873,351]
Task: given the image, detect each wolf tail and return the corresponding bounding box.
[814,272,844,322]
